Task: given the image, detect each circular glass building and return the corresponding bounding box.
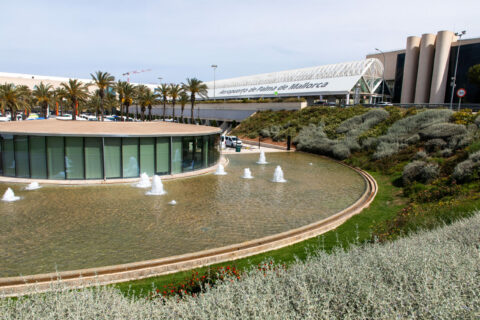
[0,121,221,181]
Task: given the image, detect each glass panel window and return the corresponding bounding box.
[202,136,209,168]
[104,138,121,179]
[155,137,170,175]
[65,137,84,179]
[182,136,194,172]
[1,135,15,177]
[208,134,220,167]
[47,136,65,179]
[14,135,29,178]
[122,137,139,178]
[85,137,103,179]
[171,137,182,174]
[30,136,47,179]
[140,137,155,176]
[193,136,203,170]
[0,137,3,175]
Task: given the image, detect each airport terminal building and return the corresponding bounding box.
[205,30,480,106]
[203,59,385,105]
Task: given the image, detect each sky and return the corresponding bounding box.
[0,0,478,84]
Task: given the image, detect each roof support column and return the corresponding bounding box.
[401,36,421,104]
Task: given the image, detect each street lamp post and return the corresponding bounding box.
[211,64,218,101]
[375,48,386,103]
[449,31,466,110]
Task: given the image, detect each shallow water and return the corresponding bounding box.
[0,152,365,277]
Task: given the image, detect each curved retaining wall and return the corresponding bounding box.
[0,161,377,297]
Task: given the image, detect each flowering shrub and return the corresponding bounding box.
[412,179,460,203]
[148,265,242,300]
[451,108,476,125]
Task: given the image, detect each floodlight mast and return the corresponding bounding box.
[449,31,466,110]
[211,64,218,101]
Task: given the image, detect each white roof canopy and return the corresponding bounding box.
[205,58,383,99]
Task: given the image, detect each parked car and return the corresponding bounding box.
[225,136,242,148]
[376,102,393,106]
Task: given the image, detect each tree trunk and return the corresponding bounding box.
[100,100,104,121]
[73,101,77,120]
[10,107,15,121]
[162,100,166,121]
[148,106,152,121]
[172,100,176,120]
[135,105,138,120]
[126,104,129,121]
[120,102,124,121]
[181,104,184,120]
[190,94,195,124]
[43,102,48,119]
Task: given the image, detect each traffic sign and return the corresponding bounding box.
[456,88,466,98]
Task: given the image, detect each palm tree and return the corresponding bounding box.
[105,90,117,116]
[137,87,157,121]
[135,85,148,120]
[115,81,126,121]
[121,82,135,121]
[156,83,170,121]
[90,71,115,121]
[182,78,208,124]
[87,94,101,117]
[168,84,182,120]
[0,83,31,121]
[53,87,67,116]
[60,79,90,120]
[178,91,189,122]
[32,82,54,119]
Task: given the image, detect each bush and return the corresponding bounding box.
[402,160,439,185]
[415,150,427,160]
[336,108,389,136]
[425,138,447,152]
[419,123,467,140]
[405,134,420,144]
[373,142,402,159]
[452,109,476,125]
[361,137,378,150]
[413,179,460,203]
[439,148,453,158]
[381,109,453,142]
[332,143,351,160]
[452,151,480,182]
[475,115,480,127]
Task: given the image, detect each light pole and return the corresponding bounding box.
[211,64,218,101]
[375,48,386,103]
[449,30,466,110]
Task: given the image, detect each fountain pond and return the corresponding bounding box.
[0,152,366,277]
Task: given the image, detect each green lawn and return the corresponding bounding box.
[114,171,405,297]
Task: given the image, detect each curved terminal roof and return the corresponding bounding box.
[204,58,383,99]
[0,120,221,137]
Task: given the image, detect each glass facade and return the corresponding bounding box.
[0,134,219,180]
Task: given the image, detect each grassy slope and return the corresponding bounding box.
[115,171,405,297]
